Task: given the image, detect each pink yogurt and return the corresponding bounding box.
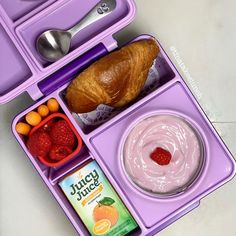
[123,114,203,195]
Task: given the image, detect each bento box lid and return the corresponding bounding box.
[0,0,136,104]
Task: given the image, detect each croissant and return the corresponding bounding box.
[66,39,160,113]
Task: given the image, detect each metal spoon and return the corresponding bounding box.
[36,0,116,62]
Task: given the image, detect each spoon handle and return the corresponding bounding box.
[68,0,117,38]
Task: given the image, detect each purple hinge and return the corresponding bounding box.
[38,43,108,96]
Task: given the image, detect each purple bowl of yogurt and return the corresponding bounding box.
[119,110,208,198]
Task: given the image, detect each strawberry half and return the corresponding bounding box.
[150,147,172,166]
[49,145,73,161]
[50,120,75,147]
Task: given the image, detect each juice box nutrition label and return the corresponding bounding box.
[59,160,138,236]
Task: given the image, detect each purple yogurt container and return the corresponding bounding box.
[0,0,235,235]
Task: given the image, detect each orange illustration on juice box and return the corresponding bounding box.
[59,160,138,236]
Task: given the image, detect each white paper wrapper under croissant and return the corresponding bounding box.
[74,55,168,126]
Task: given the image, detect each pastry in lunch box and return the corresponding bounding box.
[65,39,160,113]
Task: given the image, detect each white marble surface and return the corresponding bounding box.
[1,0,236,235]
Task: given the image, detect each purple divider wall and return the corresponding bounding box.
[38,43,108,96]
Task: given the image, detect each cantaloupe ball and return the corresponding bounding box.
[37,105,49,117]
[26,111,42,126]
[16,122,31,136]
[47,98,60,113]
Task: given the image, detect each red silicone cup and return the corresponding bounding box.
[29,113,82,167]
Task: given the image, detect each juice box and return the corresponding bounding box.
[59,160,138,236]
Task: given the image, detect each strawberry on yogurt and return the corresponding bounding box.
[123,114,203,195]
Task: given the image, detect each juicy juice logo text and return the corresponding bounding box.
[70,169,100,201]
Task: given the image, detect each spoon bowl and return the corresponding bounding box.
[37,30,72,62]
[36,0,116,62]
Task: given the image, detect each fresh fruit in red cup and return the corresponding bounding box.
[27,131,52,157]
[28,113,82,167]
[49,145,73,161]
[50,120,75,147]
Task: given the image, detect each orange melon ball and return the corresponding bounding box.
[47,98,60,113]
[16,122,31,136]
[37,105,49,117]
[26,111,42,126]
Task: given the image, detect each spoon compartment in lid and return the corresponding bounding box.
[16,0,136,69]
[36,0,117,62]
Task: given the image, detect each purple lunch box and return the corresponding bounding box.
[0,0,235,235]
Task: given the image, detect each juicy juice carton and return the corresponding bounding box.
[59,160,138,236]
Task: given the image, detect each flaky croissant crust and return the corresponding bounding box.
[66,39,160,113]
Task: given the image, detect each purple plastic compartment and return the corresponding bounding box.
[89,79,236,229]
[11,35,173,235]
[12,95,143,236]
[0,0,57,24]
[12,34,236,235]
[2,0,225,234]
[11,92,93,236]
[16,0,136,69]
[0,19,35,97]
[61,36,175,134]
